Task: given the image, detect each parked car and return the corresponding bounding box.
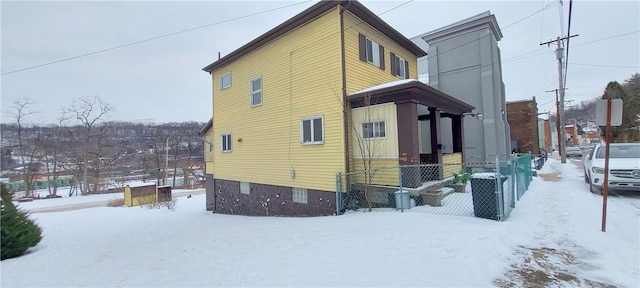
[565,146,583,158]
[583,143,640,194]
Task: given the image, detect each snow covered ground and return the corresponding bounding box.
[1,157,638,287]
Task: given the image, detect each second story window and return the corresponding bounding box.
[391,53,409,79]
[250,76,262,107]
[359,33,385,70]
[221,133,232,152]
[220,72,231,90]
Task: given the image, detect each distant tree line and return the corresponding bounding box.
[1,96,205,198]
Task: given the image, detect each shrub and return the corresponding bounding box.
[1,183,43,260]
[452,170,470,184]
[143,199,177,211]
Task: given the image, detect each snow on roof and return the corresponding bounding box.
[348,79,418,96]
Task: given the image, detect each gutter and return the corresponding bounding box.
[340,2,350,174]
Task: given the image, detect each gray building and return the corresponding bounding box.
[411,11,511,162]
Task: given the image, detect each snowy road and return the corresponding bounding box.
[26,189,205,214]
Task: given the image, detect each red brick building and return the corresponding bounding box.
[506,99,540,153]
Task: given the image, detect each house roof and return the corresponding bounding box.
[203,0,426,73]
[347,79,475,115]
[198,118,213,136]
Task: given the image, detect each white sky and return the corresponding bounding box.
[1,0,638,124]
[3,157,639,287]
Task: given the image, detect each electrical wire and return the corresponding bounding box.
[1,0,314,76]
[563,0,573,88]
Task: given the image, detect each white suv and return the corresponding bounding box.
[583,143,640,194]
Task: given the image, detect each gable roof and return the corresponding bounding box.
[198,118,213,136]
[203,0,426,73]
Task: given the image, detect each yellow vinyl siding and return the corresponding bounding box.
[204,128,215,175]
[343,11,418,94]
[350,158,399,187]
[211,7,344,192]
[443,153,463,178]
[350,102,398,159]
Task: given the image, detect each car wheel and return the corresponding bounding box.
[590,182,602,195]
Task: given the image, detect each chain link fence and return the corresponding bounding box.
[336,154,534,221]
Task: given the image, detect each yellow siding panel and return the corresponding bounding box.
[350,158,399,187]
[443,153,463,178]
[343,11,419,94]
[204,128,215,175]
[350,103,398,159]
[211,7,344,192]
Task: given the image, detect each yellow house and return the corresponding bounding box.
[202,0,473,216]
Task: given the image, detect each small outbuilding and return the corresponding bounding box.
[124,184,171,207]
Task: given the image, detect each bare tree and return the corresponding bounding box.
[8,98,40,198]
[62,96,113,195]
[345,93,384,212]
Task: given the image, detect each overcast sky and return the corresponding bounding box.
[2,0,638,125]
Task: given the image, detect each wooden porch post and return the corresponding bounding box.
[429,107,443,180]
[396,100,420,187]
[452,115,464,155]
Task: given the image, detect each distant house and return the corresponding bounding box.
[201,0,474,216]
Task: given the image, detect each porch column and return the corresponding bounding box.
[429,107,443,180]
[396,100,420,188]
[452,115,464,154]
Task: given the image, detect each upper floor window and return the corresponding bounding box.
[221,133,232,152]
[391,53,409,79]
[220,72,231,90]
[301,116,324,145]
[358,33,385,69]
[362,121,386,139]
[250,76,262,107]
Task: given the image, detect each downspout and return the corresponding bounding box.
[340,2,350,174]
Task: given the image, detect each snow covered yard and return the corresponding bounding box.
[1,158,638,287]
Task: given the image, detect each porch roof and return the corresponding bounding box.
[347,79,475,115]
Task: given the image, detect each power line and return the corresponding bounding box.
[1,0,314,76]
[569,63,639,68]
[571,30,639,48]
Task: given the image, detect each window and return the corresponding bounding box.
[221,133,232,152]
[250,76,262,107]
[220,72,231,89]
[209,143,213,152]
[301,116,324,144]
[362,121,386,139]
[358,33,385,69]
[240,181,250,195]
[391,53,409,79]
[292,187,307,204]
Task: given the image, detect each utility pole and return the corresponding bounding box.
[165,137,169,186]
[545,89,563,156]
[541,34,578,164]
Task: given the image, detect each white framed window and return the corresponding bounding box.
[220,72,231,90]
[362,121,386,139]
[366,38,381,67]
[301,116,324,144]
[250,76,262,107]
[240,181,250,195]
[391,53,408,79]
[292,187,308,204]
[221,133,232,152]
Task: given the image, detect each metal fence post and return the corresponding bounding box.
[335,173,341,215]
[495,155,504,221]
[399,165,404,212]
